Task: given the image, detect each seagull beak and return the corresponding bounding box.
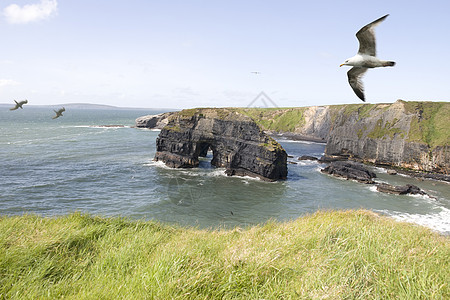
[340,63,344,67]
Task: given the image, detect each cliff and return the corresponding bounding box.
[153,108,288,181]
[324,101,449,174]
[137,100,449,175]
[238,100,449,174]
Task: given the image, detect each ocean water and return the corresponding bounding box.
[1,106,449,234]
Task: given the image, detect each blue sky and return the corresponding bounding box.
[1,0,449,108]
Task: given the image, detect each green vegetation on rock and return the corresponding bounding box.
[367,118,406,139]
[402,101,450,148]
[1,211,448,299]
[238,108,307,132]
[168,101,449,151]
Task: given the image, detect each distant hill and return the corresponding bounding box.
[0,102,174,111]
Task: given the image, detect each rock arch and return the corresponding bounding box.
[154,108,287,181]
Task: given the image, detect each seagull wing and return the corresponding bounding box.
[347,67,368,102]
[356,14,389,56]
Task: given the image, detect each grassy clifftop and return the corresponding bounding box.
[238,107,309,132]
[1,210,448,299]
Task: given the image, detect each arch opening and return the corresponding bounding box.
[195,142,217,169]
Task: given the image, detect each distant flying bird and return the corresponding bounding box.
[251,71,261,74]
[10,99,28,110]
[52,107,65,119]
[340,14,395,102]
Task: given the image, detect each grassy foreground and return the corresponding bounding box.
[1,210,449,299]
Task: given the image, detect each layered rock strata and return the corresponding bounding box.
[137,100,449,176]
[135,112,174,129]
[238,100,449,175]
[154,108,288,181]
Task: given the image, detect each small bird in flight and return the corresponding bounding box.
[340,14,395,102]
[10,99,28,110]
[52,107,65,119]
[251,71,261,74]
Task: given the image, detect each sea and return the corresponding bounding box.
[1,105,449,234]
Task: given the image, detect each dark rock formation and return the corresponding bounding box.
[135,112,175,129]
[376,183,428,196]
[321,161,376,184]
[154,108,288,181]
[318,155,346,163]
[298,155,318,161]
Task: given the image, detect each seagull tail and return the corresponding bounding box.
[383,61,396,67]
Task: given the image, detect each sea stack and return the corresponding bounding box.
[154,108,288,181]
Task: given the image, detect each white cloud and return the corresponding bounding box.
[3,0,57,24]
[0,79,20,87]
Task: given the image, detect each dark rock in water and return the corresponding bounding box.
[318,155,346,163]
[135,112,174,129]
[154,108,288,181]
[299,155,318,161]
[321,161,376,184]
[376,183,427,196]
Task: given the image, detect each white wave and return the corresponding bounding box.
[135,128,161,132]
[377,208,450,235]
[176,168,227,178]
[315,166,324,173]
[72,125,130,129]
[368,185,378,193]
[372,166,388,173]
[144,160,171,169]
[295,160,319,166]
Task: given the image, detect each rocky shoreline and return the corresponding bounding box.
[135,101,449,182]
[152,108,288,181]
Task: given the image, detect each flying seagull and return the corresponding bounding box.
[10,99,28,110]
[52,107,65,119]
[340,14,395,102]
[251,71,261,74]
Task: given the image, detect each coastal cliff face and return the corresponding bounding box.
[137,100,449,175]
[325,101,449,173]
[153,108,288,181]
[239,100,449,174]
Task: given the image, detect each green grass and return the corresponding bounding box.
[402,101,450,148]
[367,118,406,139]
[1,210,448,299]
[238,108,308,132]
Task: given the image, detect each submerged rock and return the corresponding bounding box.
[154,108,288,181]
[321,161,376,184]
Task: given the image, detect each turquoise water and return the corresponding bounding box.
[1,106,449,233]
